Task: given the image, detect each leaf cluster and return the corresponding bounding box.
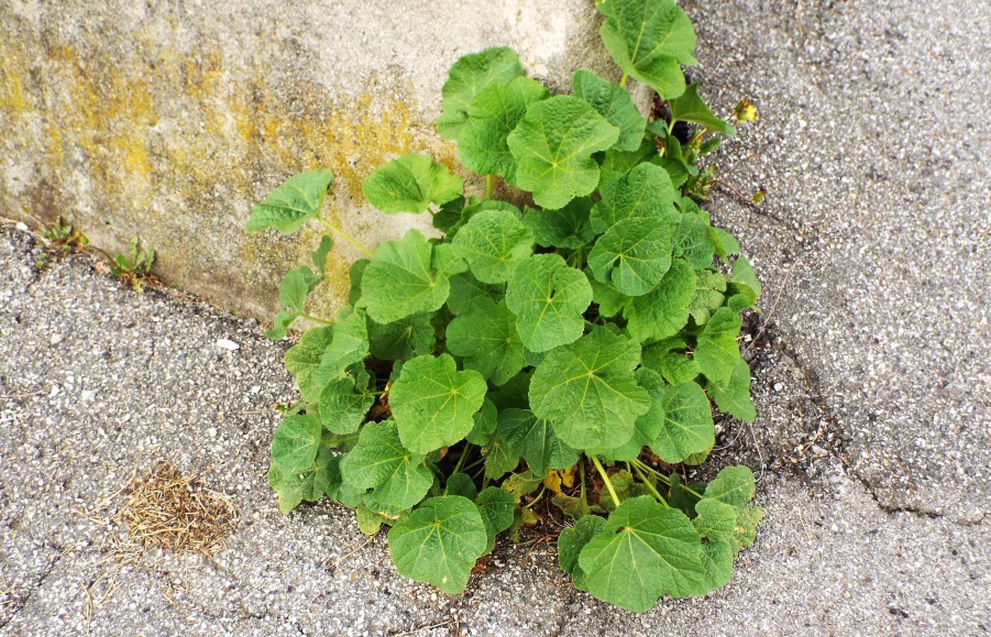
[246,0,762,612]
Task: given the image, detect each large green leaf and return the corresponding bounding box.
[390,354,487,453]
[340,420,432,512]
[597,0,698,98]
[507,96,619,209]
[387,495,488,594]
[650,381,714,464]
[450,209,534,284]
[529,327,650,449]
[458,77,549,181]
[362,155,463,214]
[270,414,321,475]
[245,169,333,234]
[523,198,596,249]
[578,496,706,611]
[587,217,673,296]
[590,162,678,234]
[446,298,526,386]
[367,313,436,361]
[558,514,608,591]
[360,229,450,324]
[585,367,666,461]
[623,258,696,342]
[505,254,592,353]
[572,69,647,151]
[708,357,755,422]
[694,307,742,386]
[668,83,735,136]
[498,408,578,476]
[318,376,375,434]
[435,47,523,140]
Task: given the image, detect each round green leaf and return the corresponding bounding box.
[505,254,592,353]
[694,307,742,386]
[390,354,487,453]
[446,298,526,386]
[590,162,678,234]
[577,496,706,611]
[362,155,463,214]
[558,514,608,591]
[587,217,673,296]
[528,327,650,449]
[318,377,375,435]
[506,96,619,209]
[359,229,450,324]
[245,169,333,234]
[451,209,534,284]
[524,197,596,249]
[387,495,488,594]
[367,313,436,361]
[498,408,578,476]
[270,414,322,475]
[435,47,523,140]
[339,420,432,511]
[623,258,696,342]
[650,381,714,464]
[708,357,756,422]
[572,69,647,151]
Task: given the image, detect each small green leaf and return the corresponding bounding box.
[445,473,478,499]
[451,209,534,284]
[577,496,706,611]
[245,169,334,234]
[446,271,504,315]
[340,420,432,511]
[623,259,696,342]
[709,357,755,422]
[588,217,673,296]
[356,504,386,536]
[498,408,579,476]
[524,198,596,249]
[692,498,736,592]
[266,310,297,340]
[572,69,647,151]
[708,225,740,260]
[476,486,515,546]
[458,76,549,181]
[314,308,369,390]
[651,381,714,464]
[436,47,523,140]
[446,298,526,386]
[360,229,450,324]
[271,414,322,475]
[467,398,498,445]
[673,212,715,269]
[362,155,463,214]
[587,272,628,318]
[284,326,334,403]
[318,376,375,434]
[597,0,697,98]
[505,254,592,353]
[387,495,488,594]
[668,83,735,136]
[590,163,678,234]
[558,514,607,591]
[311,235,334,273]
[279,266,321,312]
[507,96,620,209]
[694,307,742,386]
[703,465,756,507]
[268,445,340,514]
[729,255,761,306]
[390,354,487,453]
[483,431,520,479]
[529,327,650,450]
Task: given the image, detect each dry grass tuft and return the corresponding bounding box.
[114,460,237,556]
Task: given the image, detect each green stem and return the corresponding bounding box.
[524,485,546,509]
[485,175,494,200]
[316,217,374,258]
[631,462,669,507]
[579,456,587,501]
[589,455,620,509]
[451,443,473,475]
[619,72,629,88]
[298,312,333,325]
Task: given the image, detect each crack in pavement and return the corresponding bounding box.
[0,546,66,631]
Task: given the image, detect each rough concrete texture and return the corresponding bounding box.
[2,0,990,635]
[0,0,625,318]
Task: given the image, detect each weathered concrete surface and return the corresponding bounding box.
[1,227,989,636]
[0,0,622,318]
[688,0,991,521]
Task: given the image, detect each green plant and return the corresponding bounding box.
[111,235,156,291]
[36,216,88,270]
[247,0,762,611]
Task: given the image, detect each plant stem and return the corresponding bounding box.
[589,455,620,509]
[316,217,374,258]
[485,174,494,200]
[631,459,671,485]
[298,312,332,325]
[579,457,587,501]
[524,485,546,509]
[451,443,473,475]
[619,72,629,88]
[631,462,669,507]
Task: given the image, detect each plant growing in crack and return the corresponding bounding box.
[246,0,762,611]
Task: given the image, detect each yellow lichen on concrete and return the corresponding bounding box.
[0,56,31,115]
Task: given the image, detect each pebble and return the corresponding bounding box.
[216,338,240,351]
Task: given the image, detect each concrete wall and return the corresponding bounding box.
[0,0,623,319]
